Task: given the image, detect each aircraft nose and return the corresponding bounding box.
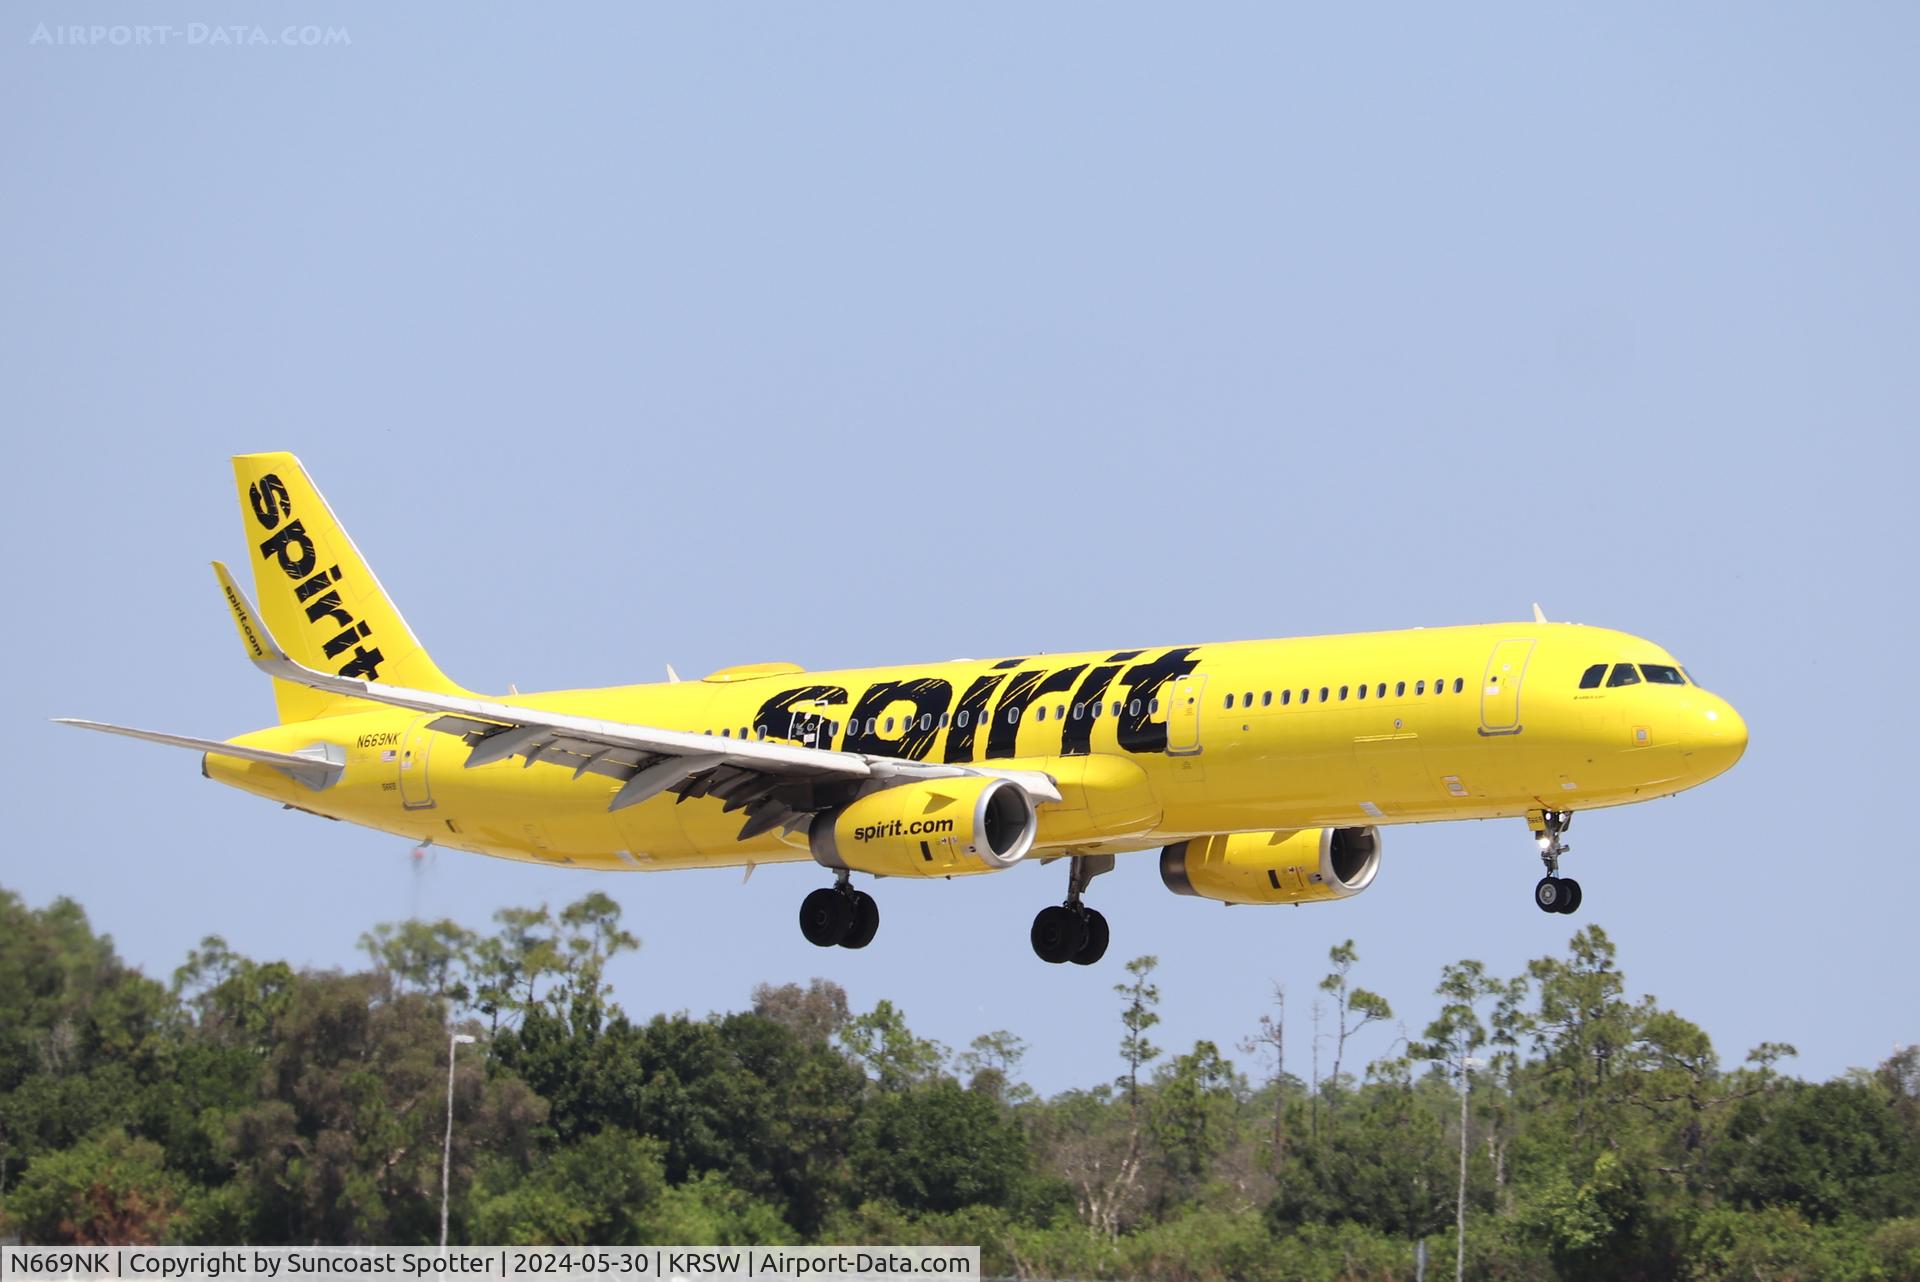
[1689,696,1748,780]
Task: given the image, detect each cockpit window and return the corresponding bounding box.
[1640,664,1686,685]
[1606,663,1641,688]
[1578,663,1607,689]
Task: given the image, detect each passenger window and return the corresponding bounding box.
[957,711,969,728]
[1640,664,1686,685]
[1281,690,1291,705]
[1261,691,1272,707]
[1319,687,1329,702]
[1579,663,1607,689]
[756,725,766,738]
[1301,689,1310,704]
[1008,708,1021,723]
[1150,698,1160,714]
[1339,685,1349,700]
[1223,694,1234,710]
[740,727,748,739]
[1036,706,1048,721]
[884,717,895,732]
[1129,699,1141,717]
[1112,701,1123,717]
[1243,691,1253,707]
[939,712,950,728]
[1357,684,1368,699]
[1394,681,1404,697]
[1453,678,1464,694]
[1607,664,1640,688]
[721,728,731,737]
[1416,680,1425,695]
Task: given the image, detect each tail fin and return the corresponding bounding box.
[232,452,466,723]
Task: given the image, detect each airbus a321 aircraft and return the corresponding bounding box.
[60,454,1748,965]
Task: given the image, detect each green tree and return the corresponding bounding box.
[958,1031,1032,1105]
[357,919,477,1006]
[1415,960,1513,1282]
[1319,939,1392,1104]
[1149,1040,1242,1192]
[2,1129,187,1244]
[1116,956,1163,1117]
[837,1000,946,1092]
[852,1079,1030,1213]
[467,1128,666,1245]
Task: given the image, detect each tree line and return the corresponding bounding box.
[1,884,1915,1280]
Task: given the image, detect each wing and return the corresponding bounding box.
[211,563,1060,839]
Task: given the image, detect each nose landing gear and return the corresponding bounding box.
[1529,809,1581,914]
[799,872,880,949]
[1031,854,1114,965]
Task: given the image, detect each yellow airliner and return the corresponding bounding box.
[60,454,1747,964]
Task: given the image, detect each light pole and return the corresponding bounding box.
[1455,1055,1485,1282]
[441,1033,476,1248]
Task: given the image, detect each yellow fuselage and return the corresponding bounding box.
[206,621,1746,873]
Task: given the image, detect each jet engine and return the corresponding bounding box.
[1160,827,1381,905]
[810,776,1038,878]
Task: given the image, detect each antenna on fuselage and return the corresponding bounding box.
[1532,603,1549,624]
[666,664,682,683]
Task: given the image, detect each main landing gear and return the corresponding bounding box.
[1031,854,1114,965]
[1529,809,1582,915]
[799,872,880,949]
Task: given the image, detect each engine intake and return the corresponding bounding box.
[810,777,1037,878]
[1160,826,1381,905]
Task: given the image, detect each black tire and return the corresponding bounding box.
[1071,909,1110,966]
[800,888,853,947]
[1030,905,1079,964]
[1555,878,1582,915]
[841,891,880,949]
[1534,876,1564,913]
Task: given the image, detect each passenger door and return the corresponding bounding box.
[1479,640,1536,736]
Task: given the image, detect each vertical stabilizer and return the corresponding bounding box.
[231,453,466,722]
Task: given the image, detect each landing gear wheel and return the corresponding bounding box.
[1071,909,1109,966]
[800,888,853,947]
[840,891,880,949]
[1534,876,1566,914]
[1030,905,1085,964]
[1554,878,1582,915]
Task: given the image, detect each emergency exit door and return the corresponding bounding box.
[1166,675,1206,755]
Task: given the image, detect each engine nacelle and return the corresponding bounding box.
[810,777,1038,878]
[1160,827,1381,905]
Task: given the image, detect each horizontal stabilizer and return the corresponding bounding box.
[54,718,344,791]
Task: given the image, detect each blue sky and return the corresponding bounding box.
[3,3,1914,1094]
